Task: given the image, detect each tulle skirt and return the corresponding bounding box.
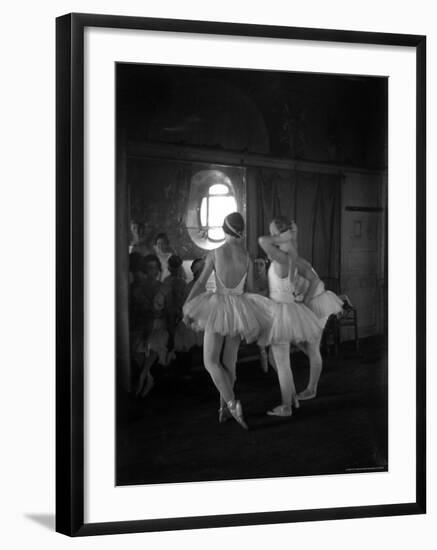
[308,286,344,327]
[259,301,324,346]
[183,291,273,343]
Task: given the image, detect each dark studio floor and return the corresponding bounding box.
[116,337,388,486]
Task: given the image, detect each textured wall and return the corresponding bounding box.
[341,172,387,338]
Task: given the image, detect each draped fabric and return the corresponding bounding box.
[247,167,341,279]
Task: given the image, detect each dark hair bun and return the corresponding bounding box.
[191,258,204,271]
[272,216,292,233]
[223,212,245,238]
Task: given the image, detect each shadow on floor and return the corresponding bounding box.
[25,514,55,531]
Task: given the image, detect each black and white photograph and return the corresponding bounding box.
[2,0,432,545]
[115,63,389,486]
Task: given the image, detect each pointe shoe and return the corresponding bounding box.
[267,404,292,417]
[218,405,232,423]
[292,393,300,409]
[227,400,249,430]
[297,388,317,401]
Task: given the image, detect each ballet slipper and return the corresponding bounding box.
[297,388,317,400]
[267,404,292,417]
[218,396,232,423]
[218,405,233,423]
[227,400,249,430]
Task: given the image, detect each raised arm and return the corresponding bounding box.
[258,232,292,265]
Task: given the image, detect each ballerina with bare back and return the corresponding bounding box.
[183,212,272,429]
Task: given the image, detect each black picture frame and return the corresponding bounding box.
[56,12,426,537]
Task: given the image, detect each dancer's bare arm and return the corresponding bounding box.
[184,253,214,304]
[296,257,321,305]
[258,231,296,265]
[245,257,256,293]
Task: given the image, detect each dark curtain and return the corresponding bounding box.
[248,167,340,279]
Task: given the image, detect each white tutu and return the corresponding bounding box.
[258,263,324,346]
[308,282,344,327]
[260,301,323,346]
[183,291,273,343]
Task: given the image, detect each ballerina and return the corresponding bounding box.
[258,217,324,417]
[130,254,169,398]
[183,212,273,429]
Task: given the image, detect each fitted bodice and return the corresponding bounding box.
[215,270,247,295]
[213,249,249,296]
[268,263,296,303]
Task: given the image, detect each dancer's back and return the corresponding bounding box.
[214,242,249,289]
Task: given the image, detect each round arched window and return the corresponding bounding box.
[186,170,238,250]
[199,183,237,242]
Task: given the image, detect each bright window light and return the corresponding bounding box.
[209,183,229,195]
[200,185,238,242]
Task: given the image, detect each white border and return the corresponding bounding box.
[84,27,416,523]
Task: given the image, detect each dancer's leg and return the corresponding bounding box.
[270,343,296,413]
[136,351,157,397]
[218,335,241,422]
[217,333,248,429]
[203,331,234,403]
[222,334,241,388]
[298,335,323,400]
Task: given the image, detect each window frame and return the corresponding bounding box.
[199,182,238,243]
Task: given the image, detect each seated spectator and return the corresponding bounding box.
[129,254,169,397]
[159,255,188,341]
[186,258,205,294]
[253,255,269,296]
[156,256,196,370]
[153,233,177,281]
